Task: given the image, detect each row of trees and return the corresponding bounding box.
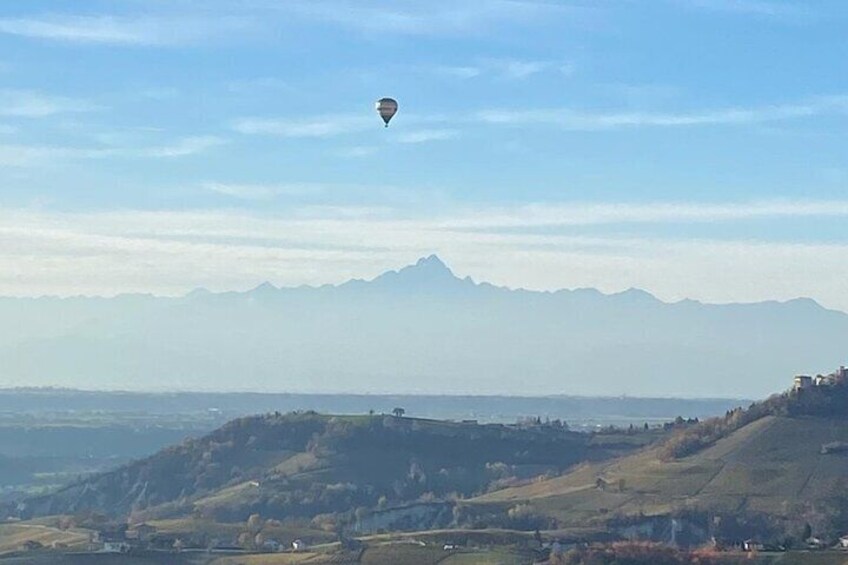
[553,542,737,565]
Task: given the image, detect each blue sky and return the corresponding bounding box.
[2,1,848,308]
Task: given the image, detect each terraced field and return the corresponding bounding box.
[0,522,89,555]
[473,416,848,525]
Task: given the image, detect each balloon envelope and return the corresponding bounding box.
[375,97,398,127]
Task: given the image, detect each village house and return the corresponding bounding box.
[125,523,157,544]
[743,539,764,552]
[90,525,134,552]
[794,375,813,390]
[807,536,827,549]
[292,539,307,551]
[101,541,131,553]
[262,539,282,552]
[91,524,131,543]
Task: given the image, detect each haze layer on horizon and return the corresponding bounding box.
[1,2,848,310]
[1,255,845,398]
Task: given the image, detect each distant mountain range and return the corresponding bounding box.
[1,255,846,397]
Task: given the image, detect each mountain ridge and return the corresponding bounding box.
[0,255,846,397]
[2,255,839,315]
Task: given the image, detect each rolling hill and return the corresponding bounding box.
[1,255,848,397]
[470,381,848,543]
[11,383,848,558]
[15,412,656,529]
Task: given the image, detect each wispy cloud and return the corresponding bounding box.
[435,58,572,80]
[0,144,113,166]
[285,0,573,36]
[435,66,483,79]
[477,96,848,130]
[0,136,225,166]
[203,182,324,201]
[232,115,373,138]
[5,201,848,310]
[558,62,576,77]
[142,136,226,158]
[226,77,293,94]
[495,59,555,79]
[337,146,379,158]
[679,0,812,18]
[233,110,453,139]
[0,14,252,46]
[439,200,848,229]
[0,89,98,117]
[291,205,396,219]
[397,129,459,144]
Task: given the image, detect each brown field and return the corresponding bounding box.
[0,522,90,555]
[472,416,848,525]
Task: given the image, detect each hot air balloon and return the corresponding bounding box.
[375,97,398,127]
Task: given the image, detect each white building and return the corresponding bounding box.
[101,541,130,553]
[794,375,813,390]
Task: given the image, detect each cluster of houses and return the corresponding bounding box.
[793,365,848,391]
[739,535,848,553]
[81,523,306,555]
[89,524,160,553]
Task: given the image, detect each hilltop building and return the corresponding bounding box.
[794,375,813,391]
[794,365,848,391]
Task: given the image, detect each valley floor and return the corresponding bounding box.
[4,548,848,565]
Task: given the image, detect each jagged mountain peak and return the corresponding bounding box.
[361,255,473,291]
[252,281,278,292]
[414,254,449,269]
[395,254,455,277]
